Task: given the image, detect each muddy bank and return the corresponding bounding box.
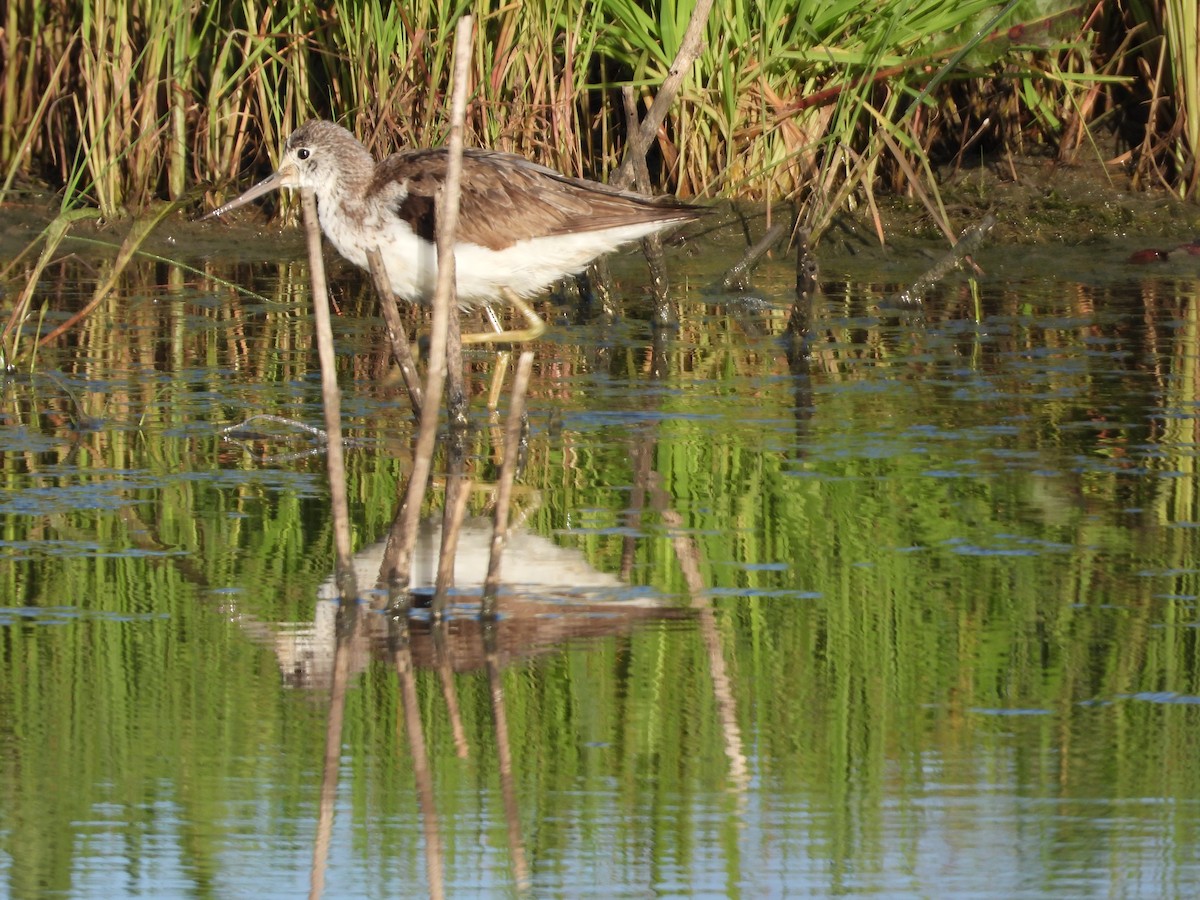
[867,151,1200,248]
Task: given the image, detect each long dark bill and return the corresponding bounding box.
[201,170,287,220]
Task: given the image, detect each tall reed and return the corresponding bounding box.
[1162,0,1199,196]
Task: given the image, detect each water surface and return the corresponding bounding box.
[3,217,1200,898]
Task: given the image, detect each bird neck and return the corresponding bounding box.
[317,145,375,213]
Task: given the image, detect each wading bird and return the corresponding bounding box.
[205,119,701,343]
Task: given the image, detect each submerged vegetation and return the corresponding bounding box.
[0,0,1197,231]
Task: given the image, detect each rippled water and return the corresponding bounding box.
[4,215,1200,898]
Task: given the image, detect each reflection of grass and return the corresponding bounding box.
[5,253,1200,892]
[0,208,99,368]
[0,203,177,368]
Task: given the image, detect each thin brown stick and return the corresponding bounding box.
[303,187,357,604]
[610,0,714,191]
[432,624,470,759]
[367,247,423,419]
[793,226,818,314]
[620,85,654,194]
[620,86,671,324]
[386,15,473,610]
[444,311,468,425]
[389,615,445,900]
[720,222,788,291]
[433,446,472,617]
[309,605,364,899]
[647,473,749,790]
[482,622,530,889]
[892,213,997,307]
[482,350,535,618]
[435,315,470,616]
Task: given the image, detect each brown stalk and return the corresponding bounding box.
[302,186,358,604]
[482,621,530,890]
[389,615,446,900]
[366,246,424,418]
[619,85,671,324]
[646,472,750,790]
[433,437,472,613]
[385,15,473,611]
[309,604,366,900]
[481,350,535,619]
[610,0,715,192]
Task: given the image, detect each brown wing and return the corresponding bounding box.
[370,148,700,251]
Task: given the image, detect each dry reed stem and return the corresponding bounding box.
[309,603,364,900]
[389,615,446,900]
[482,622,530,889]
[433,452,472,615]
[302,186,357,604]
[610,0,714,192]
[481,350,535,618]
[646,471,749,790]
[619,85,671,322]
[720,221,788,291]
[431,624,470,759]
[435,312,470,614]
[387,14,473,612]
[366,246,424,418]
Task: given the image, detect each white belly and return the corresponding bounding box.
[319,206,667,305]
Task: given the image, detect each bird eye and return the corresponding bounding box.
[296,148,311,161]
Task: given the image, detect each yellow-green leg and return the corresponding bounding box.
[460,288,547,345]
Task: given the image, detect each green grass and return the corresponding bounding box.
[1162,0,1200,197]
[0,1,1192,231]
